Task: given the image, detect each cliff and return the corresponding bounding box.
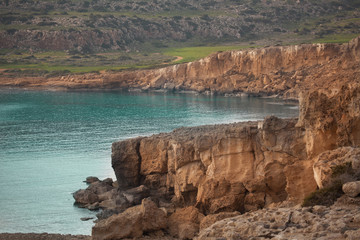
[87,84,360,239]
[2,36,360,100]
[67,35,360,238]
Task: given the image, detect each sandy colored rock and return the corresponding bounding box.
[197,204,360,240]
[2,37,359,102]
[284,159,318,203]
[92,198,166,240]
[168,206,204,239]
[199,211,240,231]
[313,147,360,188]
[196,178,246,214]
[343,181,360,198]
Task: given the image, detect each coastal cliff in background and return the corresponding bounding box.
[2,36,359,100]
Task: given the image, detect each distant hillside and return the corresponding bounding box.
[1,0,359,52]
[0,0,359,75]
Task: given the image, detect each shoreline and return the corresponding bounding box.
[0,233,90,240]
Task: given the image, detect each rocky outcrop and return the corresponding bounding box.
[92,198,167,240]
[197,199,360,239]
[94,84,360,238]
[313,147,360,189]
[111,116,313,215]
[2,36,359,99]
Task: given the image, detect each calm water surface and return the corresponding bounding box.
[0,89,298,235]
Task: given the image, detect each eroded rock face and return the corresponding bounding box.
[112,116,309,214]
[298,85,360,157]
[2,37,359,100]
[111,85,360,216]
[167,206,204,239]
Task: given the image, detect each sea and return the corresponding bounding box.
[0,89,298,235]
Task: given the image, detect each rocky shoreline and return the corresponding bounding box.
[1,36,359,100]
[72,83,360,239]
[0,233,90,240]
[2,36,360,239]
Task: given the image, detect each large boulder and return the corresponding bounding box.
[92,198,166,240]
[73,178,115,209]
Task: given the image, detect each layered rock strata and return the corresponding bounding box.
[86,85,360,239]
[2,37,359,100]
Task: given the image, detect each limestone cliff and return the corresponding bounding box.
[111,85,360,215]
[2,36,359,100]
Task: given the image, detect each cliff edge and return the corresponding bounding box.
[76,84,360,239]
[2,36,360,100]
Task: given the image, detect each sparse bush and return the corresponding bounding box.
[302,181,343,207]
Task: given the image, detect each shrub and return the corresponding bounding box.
[302,181,343,207]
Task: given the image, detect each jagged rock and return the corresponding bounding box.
[343,181,360,198]
[313,147,360,188]
[122,185,150,205]
[92,198,166,240]
[73,189,99,205]
[73,178,115,209]
[197,205,360,239]
[168,206,204,239]
[196,179,246,214]
[2,37,359,100]
[84,176,99,184]
[112,137,143,188]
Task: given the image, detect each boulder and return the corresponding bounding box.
[84,176,99,184]
[92,198,166,240]
[73,178,116,209]
[342,181,360,198]
[168,206,204,239]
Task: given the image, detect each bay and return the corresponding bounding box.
[0,89,298,235]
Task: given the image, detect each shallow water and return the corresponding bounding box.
[0,89,298,235]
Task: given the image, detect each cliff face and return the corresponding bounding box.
[2,36,359,100]
[111,85,360,216]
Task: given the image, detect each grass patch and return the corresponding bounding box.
[312,33,360,44]
[163,45,257,63]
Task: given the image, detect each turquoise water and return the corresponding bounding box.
[0,89,298,235]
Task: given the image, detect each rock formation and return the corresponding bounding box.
[2,36,359,100]
[69,37,360,239]
[78,85,358,238]
[197,199,360,240]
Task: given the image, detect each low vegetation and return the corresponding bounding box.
[0,0,359,76]
[302,162,360,207]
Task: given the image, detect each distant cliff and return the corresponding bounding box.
[1,36,359,100]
